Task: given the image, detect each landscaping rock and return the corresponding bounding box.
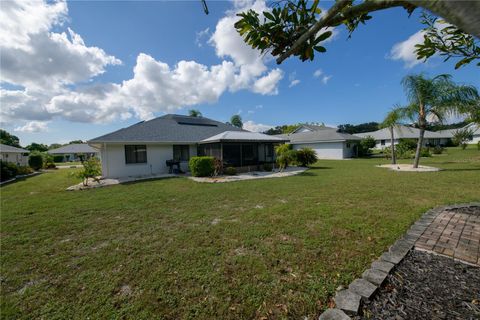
[319,308,351,320]
[334,290,361,315]
[362,269,388,286]
[371,260,395,273]
[348,279,377,299]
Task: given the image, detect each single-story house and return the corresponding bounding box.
[355,125,451,149]
[437,122,480,144]
[48,143,99,162]
[0,144,29,166]
[276,124,361,159]
[88,114,288,178]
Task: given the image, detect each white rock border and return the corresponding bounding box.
[376,164,441,172]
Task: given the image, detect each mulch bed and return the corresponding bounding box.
[354,250,480,320]
[447,205,480,216]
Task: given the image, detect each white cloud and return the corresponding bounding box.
[14,121,49,133]
[209,0,283,93]
[0,0,284,126]
[322,75,332,84]
[195,27,210,47]
[243,120,273,132]
[289,79,301,88]
[0,1,120,91]
[0,0,67,50]
[288,72,300,88]
[389,29,425,68]
[313,69,323,78]
[252,69,284,95]
[313,69,332,84]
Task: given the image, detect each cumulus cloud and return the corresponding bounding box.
[0,1,120,91]
[0,0,284,127]
[243,120,273,132]
[252,69,284,95]
[389,29,425,68]
[14,121,49,133]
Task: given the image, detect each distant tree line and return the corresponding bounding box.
[337,122,379,134]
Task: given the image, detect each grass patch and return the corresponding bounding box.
[1,147,479,319]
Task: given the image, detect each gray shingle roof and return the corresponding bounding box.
[48,144,98,154]
[0,144,29,153]
[200,131,289,143]
[355,125,449,140]
[277,128,361,143]
[88,114,245,143]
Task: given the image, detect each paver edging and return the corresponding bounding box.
[318,202,479,319]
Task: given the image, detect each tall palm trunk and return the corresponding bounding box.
[413,128,425,168]
[389,126,396,165]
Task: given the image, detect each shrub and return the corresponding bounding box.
[432,145,444,154]
[275,144,296,170]
[452,128,473,150]
[53,155,64,163]
[28,153,43,170]
[478,141,480,150]
[397,138,417,151]
[76,157,101,186]
[358,136,376,156]
[43,153,56,169]
[262,163,273,172]
[295,148,317,167]
[17,166,33,175]
[189,156,214,177]
[0,161,18,181]
[224,166,237,175]
[420,147,431,157]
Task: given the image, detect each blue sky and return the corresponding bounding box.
[1,0,478,146]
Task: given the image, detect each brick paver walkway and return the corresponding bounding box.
[415,208,480,265]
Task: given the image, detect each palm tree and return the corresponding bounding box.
[188,109,202,117]
[230,114,243,128]
[381,108,402,165]
[397,74,478,168]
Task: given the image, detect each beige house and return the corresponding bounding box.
[0,144,29,166]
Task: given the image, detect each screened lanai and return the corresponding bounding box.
[198,131,288,167]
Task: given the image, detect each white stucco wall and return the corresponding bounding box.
[292,141,346,159]
[100,143,197,178]
[372,138,445,150]
[0,152,28,166]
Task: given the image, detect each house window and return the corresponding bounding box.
[125,145,147,164]
[346,142,351,148]
[265,144,274,158]
[381,140,385,146]
[173,145,190,161]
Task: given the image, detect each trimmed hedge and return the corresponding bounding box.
[189,156,215,177]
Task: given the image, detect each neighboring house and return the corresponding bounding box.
[88,114,287,178]
[48,144,99,162]
[437,122,480,144]
[276,125,361,159]
[355,125,450,149]
[0,144,29,166]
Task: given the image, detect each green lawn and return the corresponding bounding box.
[54,161,83,166]
[1,147,479,319]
